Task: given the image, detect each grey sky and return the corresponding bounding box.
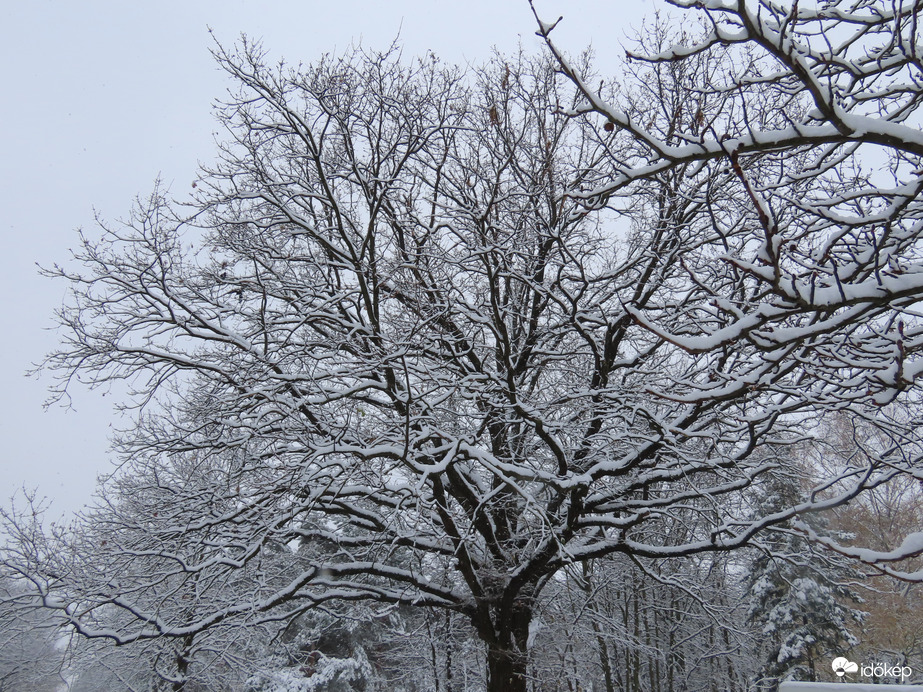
[0,0,661,520]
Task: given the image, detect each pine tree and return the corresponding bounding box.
[746,464,865,689]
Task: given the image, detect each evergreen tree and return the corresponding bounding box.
[746,466,865,689]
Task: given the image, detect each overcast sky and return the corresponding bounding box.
[0,0,667,521]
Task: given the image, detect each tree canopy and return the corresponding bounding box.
[4,2,923,690]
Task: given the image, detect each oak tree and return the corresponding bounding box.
[6,2,923,689]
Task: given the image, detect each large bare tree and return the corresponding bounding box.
[5,2,923,688]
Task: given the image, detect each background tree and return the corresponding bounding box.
[5,1,923,690]
[824,413,923,686]
[0,572,64,692]
[531,553,754,692]
[744,456,865,689]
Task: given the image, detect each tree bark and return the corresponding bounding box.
[484,601,531,692]
[487,644,528,692]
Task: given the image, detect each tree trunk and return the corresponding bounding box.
[484,601,531,692]
[487,644,528,692]
[171,633,194,691]
[445,610,455,692]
